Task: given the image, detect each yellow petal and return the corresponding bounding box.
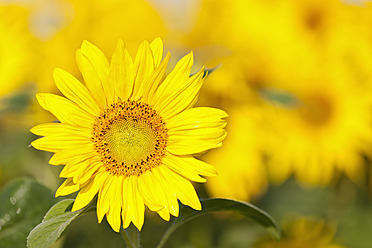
[131,40,154,100]
[130,177,145,231]
[49,144,95,165]
[59,157,99,179]
[153,167,179,217]
[80,40,113,105]
[53,68,100,116]
[59,163,79,178]
[76,165,101,185]
[160,166,202,211]
[176,155,218,177]
[32,135,92,153]
[150,52,193,108]
[97,176,113,223]
[31,123,91,137]
[122,176,145,230]
[122,177,132,229]
[55,178,80,197]
[138,170,166,211]
[166,107,228,131]
[142,52,170,103]
[156,208,170,221]
[36,93,94,127]
[72,171,107,212]
[167,128,227,155]
[150,37,163,68]
[106,176,123,232]
[158,66,204,119]
[76,50,106,108]
[162,153,207,183]
[110,39,134,101]
[138,170,167,209]
[73,159,101,184]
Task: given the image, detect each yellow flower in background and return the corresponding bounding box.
[186,0,318,104]
[0,5,37,97]
[36,0,166,93]
[287,0,351,41]
[31,38,227,231]
[256,216,346,248]
[204,106,267,202]
[188,0,367,93]
[186,0,372,188]
[260,15,372,186]
[263,66,372,186]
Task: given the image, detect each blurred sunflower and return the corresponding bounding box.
[261,5,372,185]
[186,0,372,188]
[263,66,372,186]
[186,0,317,101]
[187,0,369,94]
[204,106,267,202]
[31,38,227,231]
[256,216,346,248]
[288,0,351,41]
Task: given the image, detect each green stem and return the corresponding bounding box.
[120,224,141,248]
[156,222,176,248]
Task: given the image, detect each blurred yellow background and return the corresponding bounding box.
[1,0,372,247]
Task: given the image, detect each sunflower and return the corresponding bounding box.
[256,216,346,248]
[186,0,372,187]
[31,38,227,231]
[263,66,372,186]
[204,106,267,202]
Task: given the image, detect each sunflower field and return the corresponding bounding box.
[1,0,372,247]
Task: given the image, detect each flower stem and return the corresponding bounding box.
[120,224,141,248]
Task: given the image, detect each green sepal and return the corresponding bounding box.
[191,64,221,78]
[259,87,300,109]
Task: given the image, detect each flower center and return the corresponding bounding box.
[92,101,168,177]
[306,9,323,31]
[105,119,156,164]
[299,93,333,126]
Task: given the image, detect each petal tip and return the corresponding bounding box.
[29,126,37,135]
[133,221,144,231]
[35,93,46,107]
[152,37,162,44]
[53,67,63,75]
[49,155,59,166]
[116,39,125,49]
[186,51,194,63]
[30,139,40,149]
[71,202,83,212]
[81,40,93,50]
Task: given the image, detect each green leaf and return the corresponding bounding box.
[259,87,300,109]
[0,178,55,248]
[157,198,281,248]
[27,199,95,248]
